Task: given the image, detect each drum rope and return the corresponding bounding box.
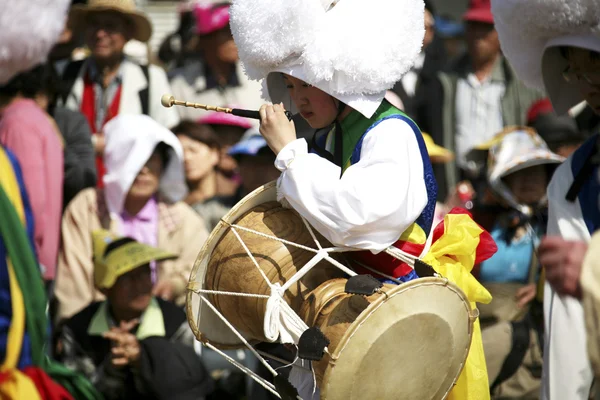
[198,294,280,375]
[199,295,305,399]
[301,216,322,250]
[225,222,356,343]
[189,287,270,299]
[202,342,285,399]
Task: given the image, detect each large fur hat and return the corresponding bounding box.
[0,0,70,85]
[491,0,600,114]
[230,0,425,118]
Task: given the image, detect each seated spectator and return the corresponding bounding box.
[174,120,233,232]
[477,127,564,398]
[228,129,281,198]
[54,114,208,322]
[168,2,263,121]
[0,65,64,285]
[56,230,214,400]
[199,111,252,198]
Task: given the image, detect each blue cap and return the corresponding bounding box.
[228,130,269,157]
[434,17,464,38]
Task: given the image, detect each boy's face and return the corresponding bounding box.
[283,74,339,129]
[563,47,600,113]
[105,265,153,315]
[503,165,548,205]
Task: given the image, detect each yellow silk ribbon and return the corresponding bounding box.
[421,212,493,400]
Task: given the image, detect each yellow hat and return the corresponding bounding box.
[92,230,176,289]
[422,133,454,163]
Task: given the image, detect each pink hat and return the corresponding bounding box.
[194,3,230,36]
[198,109,252,129]
[463,0,494,24]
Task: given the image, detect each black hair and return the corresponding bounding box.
[153,142,172,168]
[172,120,221,150]
[103,237,136,258]
[0,63,59,102]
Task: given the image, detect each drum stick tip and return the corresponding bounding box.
[161,94,175,108]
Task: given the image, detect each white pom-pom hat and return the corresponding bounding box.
[491,0,600,115]
[0,0,70,85]
[230,0,425,118]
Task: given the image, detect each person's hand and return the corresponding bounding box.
[103,320,141,368]
[258,103,296,155]
[92,133,105,156]
[539,236,588,299]
[153,279,175,301]
[515,283,537,308]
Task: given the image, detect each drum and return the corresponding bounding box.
[186,181,476,399]
[186,181,346,348]
[298,278,474,400]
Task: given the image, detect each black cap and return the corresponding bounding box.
[532,113,584,145]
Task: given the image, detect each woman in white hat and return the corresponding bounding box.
[230,0,496,398]
[491,0,600,398]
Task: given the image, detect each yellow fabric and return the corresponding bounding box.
[399,222,427,244]
[0,147,41,400]
[0,147,25,222]
[421,213,493,400]
[0,370,43,400]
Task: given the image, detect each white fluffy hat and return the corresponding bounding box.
[230,0,425,118]
[491,0,600,115]
[0,0,70,85]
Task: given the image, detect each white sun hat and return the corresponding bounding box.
[230,0,426,118]
[491,0,600,115]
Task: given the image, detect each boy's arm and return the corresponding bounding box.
[275,118,428,252]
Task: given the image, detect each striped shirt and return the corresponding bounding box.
[455,57,506,173]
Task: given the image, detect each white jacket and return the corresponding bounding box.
[62,58,180,130]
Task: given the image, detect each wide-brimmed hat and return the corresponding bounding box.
[69,0,153,43]
[486,127,564,213]
[422,133,454,163]
[491,0,600,115]
[93,230,176,289]
[230,0,425,118]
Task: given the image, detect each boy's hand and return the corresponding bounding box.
[258,103,297,155]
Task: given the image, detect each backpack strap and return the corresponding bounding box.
[490,318,532,392]
[59,59,86,104]
[139,64,150,116]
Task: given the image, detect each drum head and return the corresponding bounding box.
[321,277,473,400]
[186,181,279,348]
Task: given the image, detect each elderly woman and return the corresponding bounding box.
[54,114,208,322]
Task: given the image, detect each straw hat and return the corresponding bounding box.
[93,230,176,289]
[422,133,454,163]
[69,0,153,43]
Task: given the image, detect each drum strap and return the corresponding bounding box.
[491,317,531,392]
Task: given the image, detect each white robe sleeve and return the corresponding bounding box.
[541,159,593,400]
[275,118,428,252]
